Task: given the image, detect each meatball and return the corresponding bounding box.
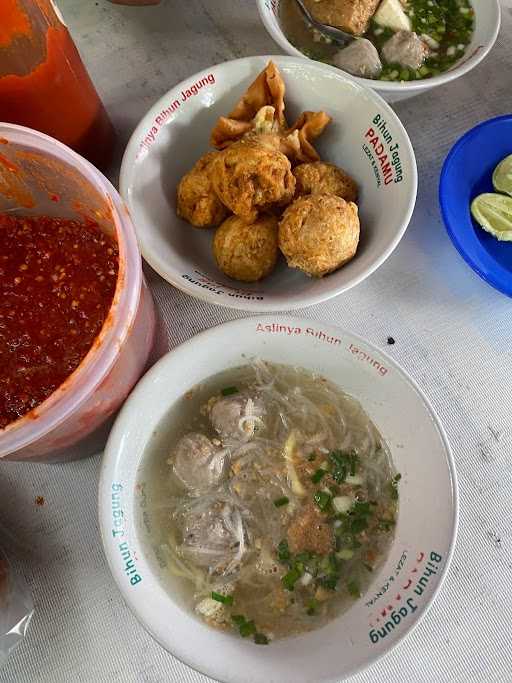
[211,139,295,222]
[332,38,382,79]
[209,394,264,443]
[170,433,226,491]
[179,500,247,575]
[382,31,429,70]
[213,215,279,282]
[293,161,358,203]
[177,152,229,228]
[278,194,360,277]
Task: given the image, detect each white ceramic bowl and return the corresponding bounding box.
[257,0,501,103]
[99,316,457,683]
[120,56,417,312]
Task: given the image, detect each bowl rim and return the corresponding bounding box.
[0,123,143,457]
[256,0,501,92]
[120,55,418,312]
[99,314,458,683]
[439,113,512,298]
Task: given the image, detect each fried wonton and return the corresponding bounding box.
[211,61,286,149]
[210,61,332,163]
[285,111,332,163]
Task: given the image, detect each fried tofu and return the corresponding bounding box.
[304,0,381,36]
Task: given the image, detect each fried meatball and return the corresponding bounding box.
[213,214,279,282]
[177,152,229,228]
[293,161,358,203]
[211,139,295,222]
[278,194,360,277]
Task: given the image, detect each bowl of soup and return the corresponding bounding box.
[99,316,457,683]
[257,0,500,102]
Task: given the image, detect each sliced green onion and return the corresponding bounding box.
[311,468,327,484]
[329,450,359,484]
[319,555,332,574]
[350,517,368,534]
[294,551,313,564]
[336,548,354,561]
[231,614,246,626]
[318,575,338,590]
[239,620,257,638]
[306,599,319,616]
[390,473,401,501]
[347,580,361,598]
[313,490,332,512]
[274,496,290,508]
[211,591,233,605]
[254,632,269,645]
[221,386,238,396]
[352,501,372,516]
[277,539,291,563]
[378,517,396,531]
[282,564,304,591]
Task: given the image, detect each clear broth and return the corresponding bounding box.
[138,361,399,642]
[279,0,475,82]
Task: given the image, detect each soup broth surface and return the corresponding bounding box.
[139,361,400,644]
[279,0,475,82]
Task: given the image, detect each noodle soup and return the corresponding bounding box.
[279,0,475,82]
[138,361,399,644]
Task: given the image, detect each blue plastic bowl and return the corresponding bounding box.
[439,115,512,297]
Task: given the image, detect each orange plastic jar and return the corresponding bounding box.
[0,0,115,170]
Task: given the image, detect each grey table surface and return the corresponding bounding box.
[1,1,512,682]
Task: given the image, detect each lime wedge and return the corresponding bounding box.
[470,193,512,241]
[492,154,512,196]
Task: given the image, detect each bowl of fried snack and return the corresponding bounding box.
[120,56,417,311]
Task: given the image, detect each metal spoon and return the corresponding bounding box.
[292,0,355,48]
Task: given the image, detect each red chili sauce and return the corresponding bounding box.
[0,214,119,429]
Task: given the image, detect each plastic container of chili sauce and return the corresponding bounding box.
[0,123,160,462]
